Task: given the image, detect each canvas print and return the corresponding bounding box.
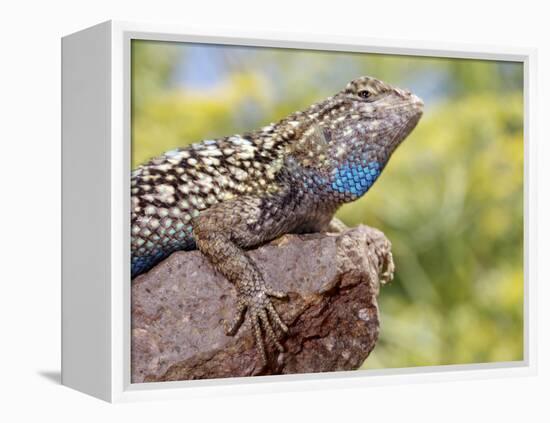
[130,40,523,383]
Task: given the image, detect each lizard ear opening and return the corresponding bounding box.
[288,123,331,167]
[311,124,331,145]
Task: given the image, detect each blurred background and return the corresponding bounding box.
[131,40,524,370]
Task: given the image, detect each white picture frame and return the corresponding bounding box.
[61,20,537,403]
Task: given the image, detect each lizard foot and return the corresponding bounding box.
[225,287,288,366]
[326,216,349,234]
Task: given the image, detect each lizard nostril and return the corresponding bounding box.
[411,94,424,108]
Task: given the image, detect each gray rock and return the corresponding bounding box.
[131,225,393,383]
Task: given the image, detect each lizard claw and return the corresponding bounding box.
[224,301,247,336]
[226,287,288,364]
[266,302,288,333]
[266,288,288,300]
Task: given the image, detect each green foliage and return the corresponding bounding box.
[132,72,271,167]
[131,40,524,369]
[132,40,180,114]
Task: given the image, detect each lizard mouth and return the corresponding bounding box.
[387,98,423,150]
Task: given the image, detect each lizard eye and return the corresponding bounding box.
[357,90,372,99]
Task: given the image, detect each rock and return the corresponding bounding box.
[131,225,394,383]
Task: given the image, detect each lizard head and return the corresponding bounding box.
[333,75,424,162]
[295,75,424,201]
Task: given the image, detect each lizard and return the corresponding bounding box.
[131,75,424,365]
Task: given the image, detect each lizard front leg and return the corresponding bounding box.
[192,196,289,365]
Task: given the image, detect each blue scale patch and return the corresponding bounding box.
[331,161,381,197]
[131,237,196,278]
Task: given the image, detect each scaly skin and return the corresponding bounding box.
[131,76,423,365]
